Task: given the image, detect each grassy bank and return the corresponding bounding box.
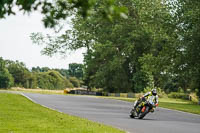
[9,88,65,95]
[0,93,124,133]
[159,98,200,115]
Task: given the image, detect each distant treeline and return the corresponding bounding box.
[0,57,83,89]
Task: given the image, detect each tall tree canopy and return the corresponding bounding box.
[30,0,200,96]
[68,63,83,79]
[0,0,127,28]
[31,0,175,92]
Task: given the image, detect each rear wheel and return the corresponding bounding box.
[138,106,149,119]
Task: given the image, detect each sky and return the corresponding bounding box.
[0,11,85,69]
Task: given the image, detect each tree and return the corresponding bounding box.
[77,0,174,92]
[0,0,127,28]
[137,0,200,102]
[36,70,74,89]
[31,0,175,93]
[6,60,33,88]
[0,57,14,88]
[32,66,50,72]
[69,77,80,87]
[53,68,69,78]
[68,63,83,79]
[175,0,200,98]
[83,43,134,92]
[0,68,14,89]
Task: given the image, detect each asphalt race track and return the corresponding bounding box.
[23,93,200,133]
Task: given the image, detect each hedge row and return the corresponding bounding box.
[168,92,190,100]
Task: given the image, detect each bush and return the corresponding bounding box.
[36,71,74,89]
[69,77,80,87]
[168,92,189,100]
[143,87,167,98]
[0,68,14,89]
[135,93,144,98]
[189,93,199,103]
[65,79,74,88]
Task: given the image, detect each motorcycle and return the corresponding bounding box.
[130,98,157,119]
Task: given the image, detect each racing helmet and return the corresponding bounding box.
[151,89,157,96]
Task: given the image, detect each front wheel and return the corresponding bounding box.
[138,106,149,119]
[130,114,135,118]
[130,109,135,118]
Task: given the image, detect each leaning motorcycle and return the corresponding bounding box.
[130,98,157,119]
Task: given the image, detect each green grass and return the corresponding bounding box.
[0,93,124,133]
[98,96,136,102]
[159,98,200,115]
[9,88,65,95]
[99,96,200,115]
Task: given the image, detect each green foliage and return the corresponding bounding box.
[0,57,78,89]
[32,64,84,80]
[31,65,83,89]
[143,87,167,98]
[0,57,14,88]
[68,63,83,79]
[0,67,14,89]
[79,0,171,92]
[168,92,190,100]
[64,79,74,88]
[53,68,69,78]
[36,70,74,89]
[0,0,127,28]
[189,93,199,103]
[28,73,37,89]
[6,60,34,88]
[176,0,200,98]
[31,0,178,93]
[0,68,14,89]
[32,66,50,72]
[69,77,80,87]
[135,0,200,99]
[36,72,54,89]
[83,42,134,92]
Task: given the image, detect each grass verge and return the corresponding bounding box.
[159,98,200,115]
[9,88,65,95]
[0,93,124,133]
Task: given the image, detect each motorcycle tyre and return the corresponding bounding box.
[130,114,135,118]
[130,109,135,118]
[138,106,149,119]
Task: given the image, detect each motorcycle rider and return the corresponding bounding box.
[132,89,158,111]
